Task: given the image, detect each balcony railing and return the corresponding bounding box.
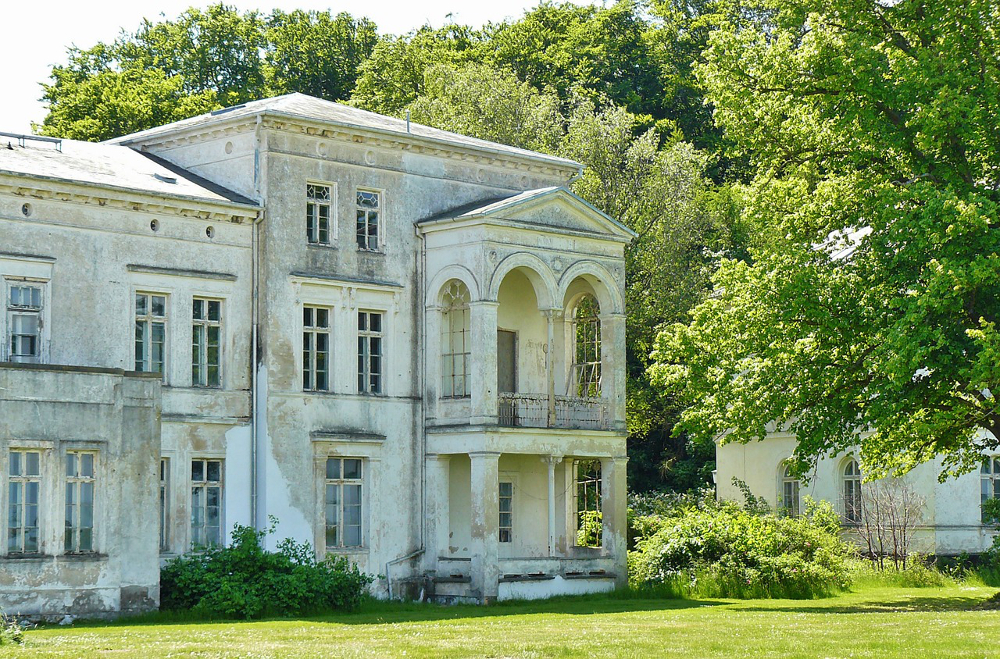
[497,393,610,430]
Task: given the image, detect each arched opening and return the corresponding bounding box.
[441,280,471,398]
[570,295,601,398]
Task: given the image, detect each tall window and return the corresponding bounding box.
[7,283,42,363]
[306,184,332,245]
[441,281,471,398]
[303,306,331,391]
[499,481,513,543]
[135,293,166,374]
[356,189,380,251]
[982,457,1000,523]
[358,311,382,394]
[159,458,170,552]
[780,464,800,517]
[192,298,222,387]
[325,458,363,549]
[574,460,602,548]
[7,450,41,554]
[571,296,601,397]
[65,452,96,553]
[191,459,223,548]
[843,459,862,524]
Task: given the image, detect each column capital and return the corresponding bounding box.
[601,455,630,467]
[542,454,564,466]
[468,451,502,460]
[541,308,564,320]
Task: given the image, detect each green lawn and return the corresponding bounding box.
[4,586,1000,658]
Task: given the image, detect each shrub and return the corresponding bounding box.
[0,613,23,646]
[628,496,851,598]
[576,510,602,547]
[160,518,373,619]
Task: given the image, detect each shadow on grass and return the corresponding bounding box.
[56,594,728,631]
[738,594,994,615]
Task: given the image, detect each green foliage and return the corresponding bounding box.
[0,613,23,646]
[983,498,1000,526]
[576,510,603,548]
[160,519,373,619]
[652,0,1000,480]
[628,495,851,598]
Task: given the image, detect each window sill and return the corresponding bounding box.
[356,248,384,255]
[307,243,336,249]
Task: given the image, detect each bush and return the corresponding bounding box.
[0,613,23,646]
[628,496,851,599]
[160,519,374,619]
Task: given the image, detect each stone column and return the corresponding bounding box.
[542,309,562,426]
[599,313,627,432]
[600,456,629,588]
[470,301,499,425]
[543,455,563,556]
[424,454,451,573]
[469,451,501,603]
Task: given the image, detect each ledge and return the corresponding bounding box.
[0,362,160,378]
[290,271,403,290]
[127,264,238,281]
[311,430,386,443]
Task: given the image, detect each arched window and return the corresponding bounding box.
[843,459,862,524]
[571,296,601,398]
[982,457,1000,523]
[780,463,800,517]
[441,280,471,398]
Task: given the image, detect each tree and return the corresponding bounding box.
[651,0,1000,480]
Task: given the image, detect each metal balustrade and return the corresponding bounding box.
[497,393,609,430]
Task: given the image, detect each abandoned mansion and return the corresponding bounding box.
[0,94,634,616]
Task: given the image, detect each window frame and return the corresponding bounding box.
[6,449,42,555]
[134,291,168,377]
[499,480,514,543]
[441,280,471,398]
[159,457,171,553]
[843,458,863,525]
[302,305,332,392]
[573,459,603,548]
[324,457,365,550]
[355,188,383,253]
[64,450,97,554]
[779,463,800,517]
[191,297,223,388]
[357,310,384,395]
[4,277,47,364]
[570,296,602,398]
[981,456,1000,525]
[306,182,335,246]
[190,458,224,549]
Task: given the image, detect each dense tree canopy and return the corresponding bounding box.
[651,0,1000,479]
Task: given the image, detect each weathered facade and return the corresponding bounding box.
[0,94,632,615]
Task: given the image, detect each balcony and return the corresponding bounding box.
[497,393,610,431]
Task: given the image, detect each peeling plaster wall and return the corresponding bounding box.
[717,436,998,555]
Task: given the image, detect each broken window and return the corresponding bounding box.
[357,311,382,394]
[7,282,43,363]
[356,189,380,251]
[302,306,331,391]
[159,458,170,553]
[843,459,862,524]
[192,298,222,387]
[65,451,96,553]
[574,459,602,548]
[499,481,513,543]
[571,296,601,398]
[325,458,363,549]
[191,459,223,548]
[441,280,471,398]
[7,450,41,554]
[135,293,167,375]
[306,183,332,245]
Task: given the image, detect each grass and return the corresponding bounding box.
[3,585,1000,658]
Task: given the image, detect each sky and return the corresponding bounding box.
[1,0,596,135]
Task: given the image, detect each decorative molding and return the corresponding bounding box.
[127,264,237,282]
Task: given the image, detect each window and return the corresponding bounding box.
[325,458,363,549]
[982,457,1000,523]
[191,459,223,548]
[574,459,602,548]
[780,464,800,517]
[357,311,382,394]
[441,281,471,398]
[356,189,380,251]
[302,306,331,391]
[843,459,862,524]
[159,458,170,552]
[7,283,42,363]
[499,481,513,543]
[65,452,96,553]
[192,298,222,387]
[571,296,601,398]
[7,450,41,554]
[306,184,332,245]
[135,293,166,374]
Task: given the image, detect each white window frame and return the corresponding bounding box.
[6,449,42,554]
[190,458,224,549]
[843,458,862,525]
[303,305,332,391]
[982,456,1000,524]
[355,188,383,252]
[357,310,383,395]
[779,463,800,517]
[441,281,471,398]
[64,451,97,554]
[324,457,364,550]
[192,297,223,388]
[134,291,168,377]
[573,459,602,548]
[306,182,335,246]
[571,296,602,398]
[4,278,47,364]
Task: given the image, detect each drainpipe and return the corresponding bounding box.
[250,113,264,529]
